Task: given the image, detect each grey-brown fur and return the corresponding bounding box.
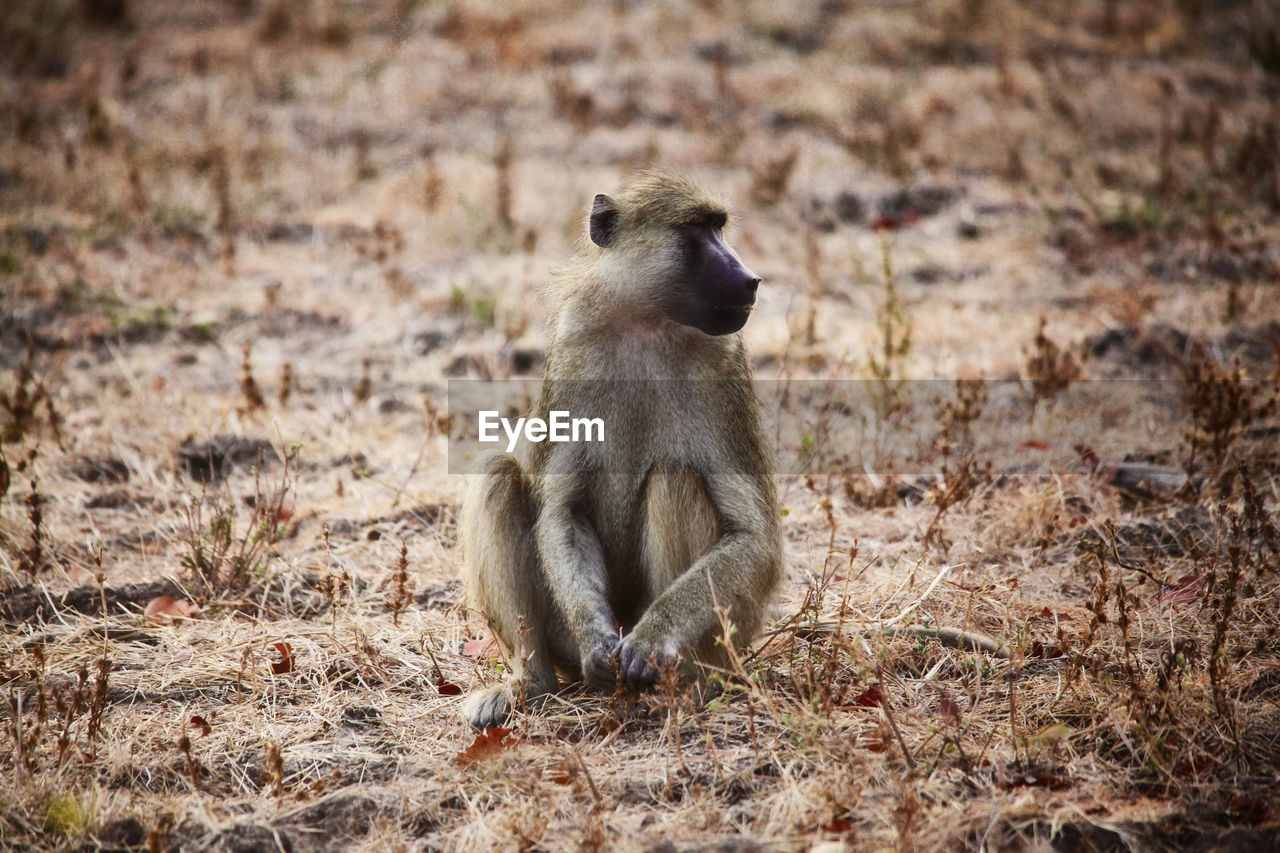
[460,172,782,730]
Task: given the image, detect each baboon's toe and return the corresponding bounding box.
[461,686,511,731]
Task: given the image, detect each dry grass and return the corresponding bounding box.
[3,1,1280,850]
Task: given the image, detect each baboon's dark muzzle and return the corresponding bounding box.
[696,233,760,335]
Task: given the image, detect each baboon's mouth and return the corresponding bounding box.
[700,303,755,334]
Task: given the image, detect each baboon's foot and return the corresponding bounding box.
[461,685,513,731]
[460,677,554,731]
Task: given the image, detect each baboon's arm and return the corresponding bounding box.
[535,488,619,671]
[626,473,778,662]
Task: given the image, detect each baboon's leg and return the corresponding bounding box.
[640,469,747,675]
[459,454,570,729]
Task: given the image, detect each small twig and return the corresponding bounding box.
[570,747,602,807]
[877,665,917,774]
[883,625,1008,658]
[390,433,430,508]
[1007,669,1021,770]
[792,622,1007,660]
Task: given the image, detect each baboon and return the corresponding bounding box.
[459,171,782,731]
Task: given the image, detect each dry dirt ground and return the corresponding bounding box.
[3,1,1280,851]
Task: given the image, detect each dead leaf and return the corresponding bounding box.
[456,727,513,767]
[270,641,295,674]
[1160,573,1205,609]
[144,595,199,625]
[1029,722,1071,746]
[939,697,961,728]
[435,677,462,696]
[461,635,498,661]
[189,715,212,736]
[1176,757,1217,778]
[861,723,891,752]
[871,211,920,231]
[822,816,852,834]
[1039,606,1073,621]
[1228,795,1271,826]
[854,685,884,708]
[266,499,295,523]
[545,761,573,785]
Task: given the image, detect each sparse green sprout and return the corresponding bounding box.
[449,285,468,315]
[44,793,91,837]
[472,297,496,327]
[866,236,911,416]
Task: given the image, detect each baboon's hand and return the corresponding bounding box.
[582,634,621,689]
[616,633,677,692]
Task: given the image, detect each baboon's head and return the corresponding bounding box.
[588,171,761,336]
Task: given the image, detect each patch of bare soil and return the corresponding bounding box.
[1,580,185,624]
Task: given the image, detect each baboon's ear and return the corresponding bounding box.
[589,194,619,248]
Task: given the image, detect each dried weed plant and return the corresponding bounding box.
[1178,343,1278,481]
[178,444,298,600]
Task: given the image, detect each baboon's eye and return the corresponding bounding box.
[680,212,727,231]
